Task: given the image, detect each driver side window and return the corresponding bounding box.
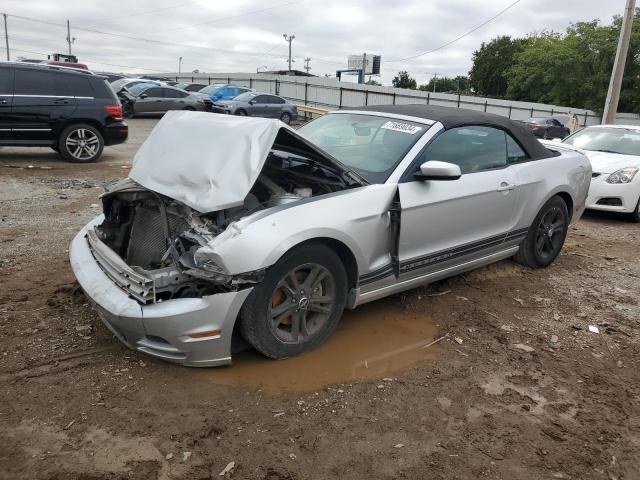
[418,126,508,174]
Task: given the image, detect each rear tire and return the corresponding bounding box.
[514,196,569,268]
[236,109,248,116]
[279,112,292,125]
[238,244,348,359]
[58,124,104,163]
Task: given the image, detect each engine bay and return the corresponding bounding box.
[93,148,359,303]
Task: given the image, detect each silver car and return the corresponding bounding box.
[212,91,298,124]
[121,84,208,117]
[69,106,590,366]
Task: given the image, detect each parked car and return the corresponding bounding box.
[110,77,161,93]
[0,62,127,163]
[175,82,209,92]
[561,124,640,221]
[117,83,209,117]
[95,72,126,83]
[199,84,251,102]
[212,91,297,124]
[524,117,570,139]
[69,106,590,366]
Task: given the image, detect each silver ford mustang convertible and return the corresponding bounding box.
[70,105,591,366]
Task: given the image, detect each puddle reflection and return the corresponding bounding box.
[203,299,439,393]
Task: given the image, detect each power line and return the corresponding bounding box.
[90,0,203,24]
[388,0,523,62]
[144,0,307,34]
[3,13,288,61]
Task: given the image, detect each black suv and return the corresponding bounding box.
[0,62,128,162]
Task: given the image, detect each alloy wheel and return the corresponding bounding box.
[535,206,565,261]
[65,128,100,161]
[268,263,335,344]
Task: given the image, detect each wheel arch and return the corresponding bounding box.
[555,191,574,221]
[56,118,105,139]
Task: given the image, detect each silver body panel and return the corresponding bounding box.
[70,111,591,367]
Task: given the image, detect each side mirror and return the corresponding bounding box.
[248,99,256,105]
[139,93,148,99]
[416,161,462,181]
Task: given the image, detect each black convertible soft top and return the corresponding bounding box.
[354,104,556,159]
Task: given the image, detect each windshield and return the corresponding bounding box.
[110,78,132,90]
[526,118,546,123]
[563,127,640,156]
[200,84,223,94]
[297,113,428,183]
[234,92,257,102]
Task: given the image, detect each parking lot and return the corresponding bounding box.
[1,118,639,479]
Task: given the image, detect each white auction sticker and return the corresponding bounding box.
[381,121,422,135]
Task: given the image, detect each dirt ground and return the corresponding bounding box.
[1,118,639,480]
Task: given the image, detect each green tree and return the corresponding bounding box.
[365,79,381,86]
[392,71,417,89]
[419,75,469,93]
[505,12,640,113]
[468,36,527,97]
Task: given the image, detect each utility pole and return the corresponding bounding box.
[66,20,72,56]
[432,73,439,93]
[304,57,311,73]
[603,0,636,124]
[283,33,295,71]
[178,56,183,74]
[3,14,9,61]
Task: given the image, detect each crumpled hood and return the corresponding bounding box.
[582,150,640,174]
[128,111,363,213]
[129,111,282,212]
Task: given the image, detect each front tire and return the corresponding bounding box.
[58,124,104,163]
[238,244,348,359]
[236,109,248,116]
[631,196,640,223]
[514,196,569,268]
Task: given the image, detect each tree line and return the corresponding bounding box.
[389,10,640,113]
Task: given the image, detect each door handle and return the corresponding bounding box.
[497,183,516,192]
[53,99,69,104]
[0,99,7,105]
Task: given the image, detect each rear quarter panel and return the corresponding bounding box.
[513,144,590,229]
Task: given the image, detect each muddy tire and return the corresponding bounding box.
[514,196,569,268]
[238,244,347,359]
[58,124,104,163]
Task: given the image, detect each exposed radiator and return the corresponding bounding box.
[126,205,189,269]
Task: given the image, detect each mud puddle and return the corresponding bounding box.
[204,299,439,393]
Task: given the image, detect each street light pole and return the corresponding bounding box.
[66,20,72,56]
[602,0,636,124]
[178,56,183,74]
[3,14,9,61]
[283,33,295,71]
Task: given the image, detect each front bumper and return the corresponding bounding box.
[69,218,252,367]
[586,174,640,213]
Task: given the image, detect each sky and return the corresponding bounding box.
[0,0,627,85]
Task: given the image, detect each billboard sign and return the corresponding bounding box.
[347,54,381,75]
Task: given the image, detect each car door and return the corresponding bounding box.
[134,87,165,114]
[163,88,189,110]
[247,94,270,117]
[550,119,565,138]
[397,126,520,281]
[0,66,13,141]
[266,95,285,118]
[11,67,77,143]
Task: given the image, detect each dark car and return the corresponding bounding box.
[211,92,298,124]
[524,117,570,139]
[117,84,210,117]
[0,62,128,163]
[175,82,209,92]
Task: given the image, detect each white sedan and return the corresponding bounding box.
[562,125,640,221]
